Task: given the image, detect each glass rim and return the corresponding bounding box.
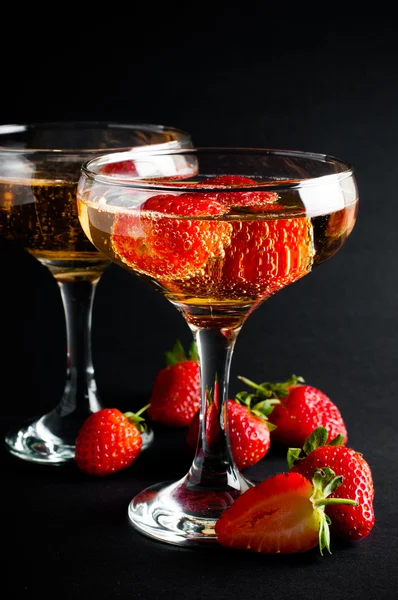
[0,121,191,154]
[81,146,354,193]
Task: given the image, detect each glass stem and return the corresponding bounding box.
[186,326,243,493]
[57,279,102,417]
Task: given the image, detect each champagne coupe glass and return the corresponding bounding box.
[77,147,358,545]
[0,122,191,464]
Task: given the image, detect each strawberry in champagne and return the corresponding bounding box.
[81,178,321,321]
[77,148,358,546]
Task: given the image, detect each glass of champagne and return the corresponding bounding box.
[0,122,191,464]
[77,147,358,545]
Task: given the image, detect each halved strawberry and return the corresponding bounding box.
[215,468,357,554]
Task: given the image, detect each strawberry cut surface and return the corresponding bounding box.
[215,472,322,554]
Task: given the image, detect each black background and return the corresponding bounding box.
[1,7,398,599]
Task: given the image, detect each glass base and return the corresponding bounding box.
[5,416,75,464]
[5,416,154,465]
[128,476,252,546]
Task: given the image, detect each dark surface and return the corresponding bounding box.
[2,9,398,600]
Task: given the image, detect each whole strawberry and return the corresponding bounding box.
[111,192,231,281]
[289,427,375,541]
[215,467,357,554]
[238,374,347,447]
[169,176,313,302]
[147,340,200,428]
[186,389,278,470]
[75,406,147,476]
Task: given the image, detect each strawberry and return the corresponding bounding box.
[169,193,314,302]
[186,388,278,470]
[111,193,231,281]
[215,468,357,554]
[100,159,139,175]
[75,406,148,476]
[186,379,224,451]
[326,204,358,240]
[186,392,221,451]
[217,171,313,299]
[220,214,314,300]
[147,340,200,427]
[238,374,347,447]
[289,427,375,541]
[111,174,313,305]
[199,175,281,213]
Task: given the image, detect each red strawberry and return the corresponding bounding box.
[186,385,221,451]
[199,175,281,213]
[220,214,314,299]
[75,406,147,476]
[326,203,358,240]
[186,389,278,470]
[100,159,139,175]
[187,403,218,452]
[289,427,375,541]
[215,468,357,554]
[169,199,314,302]
[111,193,231,281]
[164,174,312,302]
[147,340,200,428]
[238,374,347,447]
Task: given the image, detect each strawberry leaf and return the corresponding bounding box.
[328,434,345,446]
[235,391,253,406]
[287,447,302,469]
[318,512,331,556]
[124,404,150,433]
[323,474,343,497]
[310,467,357,555]
[188,341,199,362]
[165,340,186,365]
[252,399,280,416]
[287,428,349,470]
[264,421,278,432]
[234,392,280,422]
[302,426,328,455]
[237,374,304,400]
